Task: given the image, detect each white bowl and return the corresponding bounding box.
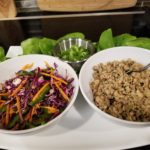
[79,46,150,126]
[0,55,79,134]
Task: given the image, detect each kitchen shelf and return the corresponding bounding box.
[0,0,148,21]
[0,9,146,21]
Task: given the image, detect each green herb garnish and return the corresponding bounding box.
[60,45,89,62]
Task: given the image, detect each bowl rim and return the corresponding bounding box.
[0,54,79,134]
[79,46,150,126]
[53,38,96,63]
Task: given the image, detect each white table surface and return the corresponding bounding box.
[0,91,150,150]
[0,46,150,150]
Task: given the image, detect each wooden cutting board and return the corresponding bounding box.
[0,0,17,18]
[37,0,137,12]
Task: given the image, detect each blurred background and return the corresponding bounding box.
[0,0,149,51]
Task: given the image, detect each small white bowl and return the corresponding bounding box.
[79,46,150,126]
[0,55,79,134]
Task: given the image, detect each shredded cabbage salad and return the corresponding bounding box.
[0,62,74,130]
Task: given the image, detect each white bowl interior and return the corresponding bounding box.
[79,46,150,126]
[0,54,79,134]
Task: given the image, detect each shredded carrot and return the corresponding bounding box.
[44,61,51,68]
[16,96,23,122]
[11,79,27,97]
[0,100,5,108]
[54,82,69,101]
[29,107,38,122]
[41,72,67,85]
[9,107,15,118]
[2,114,5,126]
[0,103,4,108]
[50,74,67,85]
[24,110,31,121]
[29,108,34,122]
[32,82,49,103]
[0,100,5,103]
[50,68,54,74]
[0,93,8,96]
[28,104,40,122]
[35,104,40,110]
[5,104,10,126]
[41,106,59,113]
[21,63,34,71]
[32,107,37,115]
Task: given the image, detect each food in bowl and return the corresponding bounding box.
[54,38,95,72]
[59,45,89,62]
[0,62,74,130]
[90,59,150,122]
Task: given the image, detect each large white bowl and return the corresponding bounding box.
[0,55,79,134]
[79,46,150,126]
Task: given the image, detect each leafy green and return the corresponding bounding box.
[29,85,51,106]
[93,42,98,50]
[60,45,89,62]
[7,114,20,129]
[21,37,41,55]
[114,33,137,46]
[0,46,5,61]
[58,32,85,42]
[0,105,6,113]
[39,38,56,55]
[20,33,85,56]
[98,28,114,50]
[124,38,150,50]
[7,109,29,129]
[17,70,34,76]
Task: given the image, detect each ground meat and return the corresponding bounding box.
[90,59,150,122]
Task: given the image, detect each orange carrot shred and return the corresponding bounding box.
[2,114,5,126]
[11,79,27,97]
[21,63,34,71]
[29,107,37,122]
[41,106,59,113]
[54,82,69,101]
[27,104,40,122]
[16,96,23,122]
[29,108,34,122]
[0,100,5,108]
[32,82,49,103]
[0,93,8,96]
[0,100,5,103]
[41,72,67,85]
[24,110,31,121]
[9,107,15,118]
[5,104,10,126]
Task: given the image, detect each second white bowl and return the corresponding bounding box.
[79,46,150,126]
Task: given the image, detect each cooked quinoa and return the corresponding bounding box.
[90,59,150,122]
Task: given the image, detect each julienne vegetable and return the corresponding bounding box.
[0,47,5,62]
[21,32,85,55]
[1,30,150,63]
[57,32,85,42]
[97,28,114,50]
[114,33,137,46]
[21,37,42,54]
[0,62,74,130]
[60,45,89,62]
[124,38,150,49]
[39,38,56,55]
[97,28,150,51]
